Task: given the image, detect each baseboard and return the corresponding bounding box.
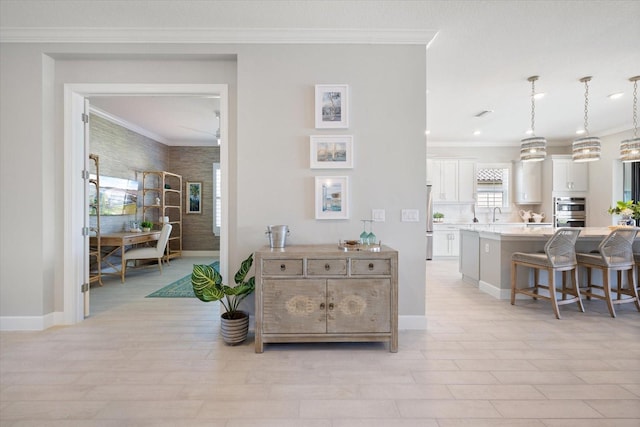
[479,280,511,300]
[0,311,66,331]
[181,250,219,257]
[399,315,428,330]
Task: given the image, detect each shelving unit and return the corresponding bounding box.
[142,171,182,259]
[88,153,102,286]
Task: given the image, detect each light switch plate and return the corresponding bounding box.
[372,209,385,222]
[401,209,419,222]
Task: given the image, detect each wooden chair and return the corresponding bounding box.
[123,223,172,280]
[576,228,640,318]
[511,228,583,319]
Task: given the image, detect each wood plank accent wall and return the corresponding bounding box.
[169,146,219,251]
[90,114,219,250]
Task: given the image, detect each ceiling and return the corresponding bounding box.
[3,1,638,147]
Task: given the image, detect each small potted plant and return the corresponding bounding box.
[433,212,445,223]
[191,254,255,345]
[140,220,153,232]
[607,200,640,226]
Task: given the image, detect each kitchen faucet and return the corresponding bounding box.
[492,207,502,223]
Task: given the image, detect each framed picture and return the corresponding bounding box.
[310,135,353,169]
[186,181,202,214]
[315,176,349,220]
[315,84,349,128]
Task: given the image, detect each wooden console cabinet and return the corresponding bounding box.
[254,244,398,353]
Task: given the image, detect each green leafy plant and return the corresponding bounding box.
[140,220,153,229]
[433,212,444,219]
[607,200,640,219]
[191,254,255,319]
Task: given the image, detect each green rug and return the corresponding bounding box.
[146,261,219,298]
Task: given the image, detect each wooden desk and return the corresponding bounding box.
[91,231,161,283]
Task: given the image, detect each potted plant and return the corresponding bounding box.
[140,220,153,232]
[433,212,445,223]
[191,253,255,345]
[608,200,640,226]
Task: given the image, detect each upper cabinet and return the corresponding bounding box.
[513,160,542,204]
[551,156,588,193]
[429,158,476,203]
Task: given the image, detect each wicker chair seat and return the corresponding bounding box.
[576,253,632,269]
[576,227,640,318]
[511,228,583,319]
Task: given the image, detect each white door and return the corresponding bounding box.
[82,98,91,317]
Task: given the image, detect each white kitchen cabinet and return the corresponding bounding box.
[552,157,588,192]
[433,226,460,257]
[429,158,475,203]
[458,160,476,203]
[513,160,542,204]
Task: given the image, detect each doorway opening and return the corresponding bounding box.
[65,84,229,324]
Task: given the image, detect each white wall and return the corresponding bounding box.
[0,42,427,327]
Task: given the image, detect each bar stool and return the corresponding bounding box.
[635,253,640,291]
[511,228,583,319]
[576,228,640,318]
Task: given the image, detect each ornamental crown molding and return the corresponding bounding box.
[0,27,438,45]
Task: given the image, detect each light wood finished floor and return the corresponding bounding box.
[1,257,639,426]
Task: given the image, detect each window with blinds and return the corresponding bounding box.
[476,167,509,208]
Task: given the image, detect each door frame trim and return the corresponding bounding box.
[64,83,229,324]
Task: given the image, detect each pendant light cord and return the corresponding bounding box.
[583,78,591,135]
[530,78,536,136]
[633,78,638,138]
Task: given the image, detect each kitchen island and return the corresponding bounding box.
[458,226,640,299]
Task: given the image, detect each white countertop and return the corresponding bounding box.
[461,226,634,238]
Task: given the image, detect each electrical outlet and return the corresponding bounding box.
[485,243,490,253]
[372,209,385,222]
[401,209,419,222]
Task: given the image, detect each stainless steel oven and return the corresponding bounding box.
[554,197,586,227]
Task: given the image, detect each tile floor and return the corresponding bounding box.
[1,257,639,426]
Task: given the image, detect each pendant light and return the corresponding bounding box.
[572,76,601,162]
[620,76,640,163]
[520,76,547,162]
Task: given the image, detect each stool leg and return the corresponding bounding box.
[561,271,567,300]
[510,262,517,305]
[573,267,585,313]
[603,268,616,318]
[585,267,592,300]
[629,267,640,312]
[548,267,561,319]
[532,268,539,300]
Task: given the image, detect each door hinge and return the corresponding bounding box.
[82,227,90,236]
[81,113,89,124]
[81,169,90,179]
[81,283,89,293]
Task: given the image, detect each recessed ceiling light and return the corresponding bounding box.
[533,92,545,99]
[608,92,624,99]
[425,130,431,135]
[576,129,586,135]
[525,129,533,135]
[473,130,482,136]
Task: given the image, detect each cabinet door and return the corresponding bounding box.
[553,159,588,192]
[431,160,458,202]
[514,161,542,204]
[327,279,390,333]
[262,279,326,333]
[457,160,476,202]
[449,230,460,257]
[432,230,449,256]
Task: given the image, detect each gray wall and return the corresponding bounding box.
[0,43,426,324]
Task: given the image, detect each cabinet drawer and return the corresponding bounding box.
[307,259,347,276]
[262,259,303,276]
[351,259,391,275]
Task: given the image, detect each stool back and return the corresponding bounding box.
[545,228,581,267]
[598,227,638,267]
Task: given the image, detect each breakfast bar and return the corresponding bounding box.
[458,226,640,299]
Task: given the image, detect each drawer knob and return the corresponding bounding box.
[280,264,286,271]
[325,263,331,271]
[328,303,334,311]
[368,263,375,270]
[320,302,325,310]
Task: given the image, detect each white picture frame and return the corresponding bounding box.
[310,135,354,169]
[315,176,349,220]
[315,84,349,128]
